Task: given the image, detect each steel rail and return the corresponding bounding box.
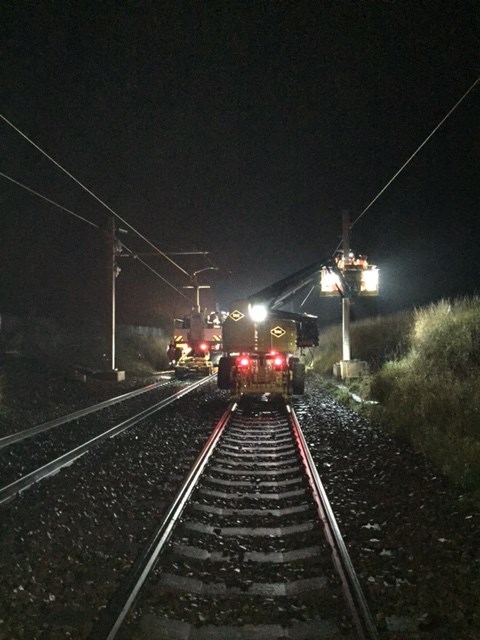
[288,404,379,640]
[87,400,237,640]
[0,376,213,505]
[0,377,173,450]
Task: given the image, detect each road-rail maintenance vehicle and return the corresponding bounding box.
[217,253,378,397]
[169,309,223,379]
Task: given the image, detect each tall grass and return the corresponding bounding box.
[311,324,342,374]
[368,297,480,489]
[311,311,412,373]
[312,297,480,491]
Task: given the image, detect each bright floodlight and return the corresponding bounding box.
[361,267,379,293]
[320,268,342,295]
[249,303,268,322]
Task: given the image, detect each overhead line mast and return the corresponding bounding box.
[341,210,351,363]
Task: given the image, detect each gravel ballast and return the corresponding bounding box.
[296,381,480,639]
[0,366,479,639]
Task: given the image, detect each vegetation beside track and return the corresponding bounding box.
[311,296,480,495]
[0,319,170,375]
[0,321,171,431]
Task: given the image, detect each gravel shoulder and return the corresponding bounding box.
[299,378,480,639]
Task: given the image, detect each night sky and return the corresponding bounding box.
[1,2,479,328]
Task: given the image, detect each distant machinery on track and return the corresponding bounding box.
[169,309,224,379]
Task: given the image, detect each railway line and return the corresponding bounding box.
[90,393,378,640]
[0,374,213,504]
[2,372,478,639]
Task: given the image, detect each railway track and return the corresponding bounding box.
[91,393,378,640]
[0,375,214,504]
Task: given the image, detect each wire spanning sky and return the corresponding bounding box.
[1,2,479,326]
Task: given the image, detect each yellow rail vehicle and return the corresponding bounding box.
[218,300,314,397]
[170,310,222,379]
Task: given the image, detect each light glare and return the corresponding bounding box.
[249,303,268,322]
[361,268,379,293]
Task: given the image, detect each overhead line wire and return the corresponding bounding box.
[0,170,193,302]
[0,171,99,229]
[350,75,480,232]
[116,246,194,302]
[0,113,191,277]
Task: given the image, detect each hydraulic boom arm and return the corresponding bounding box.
[247,256,339,311]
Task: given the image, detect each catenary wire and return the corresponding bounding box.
[0,170,193,302]
[0,171,99,229]
[333,74,480,255]
[350,75,480,230]
[116,245,193,302]
[0,113,191,278]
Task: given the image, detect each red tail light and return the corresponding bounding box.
[273,356,284,367]
[199,342,208,352]
[238,356,250,368]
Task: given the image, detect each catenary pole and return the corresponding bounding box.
[342,211,351,362]
[109,216,116,371]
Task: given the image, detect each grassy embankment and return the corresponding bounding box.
[0,319,170,375]
[0,321,171,426]
[311,297,480,493]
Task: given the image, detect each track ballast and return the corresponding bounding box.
[93,393,377,640]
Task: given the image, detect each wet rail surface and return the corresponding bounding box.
[0,376,214,503]
[92,394,378,640]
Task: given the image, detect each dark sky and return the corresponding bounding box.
[1,2,479,327]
